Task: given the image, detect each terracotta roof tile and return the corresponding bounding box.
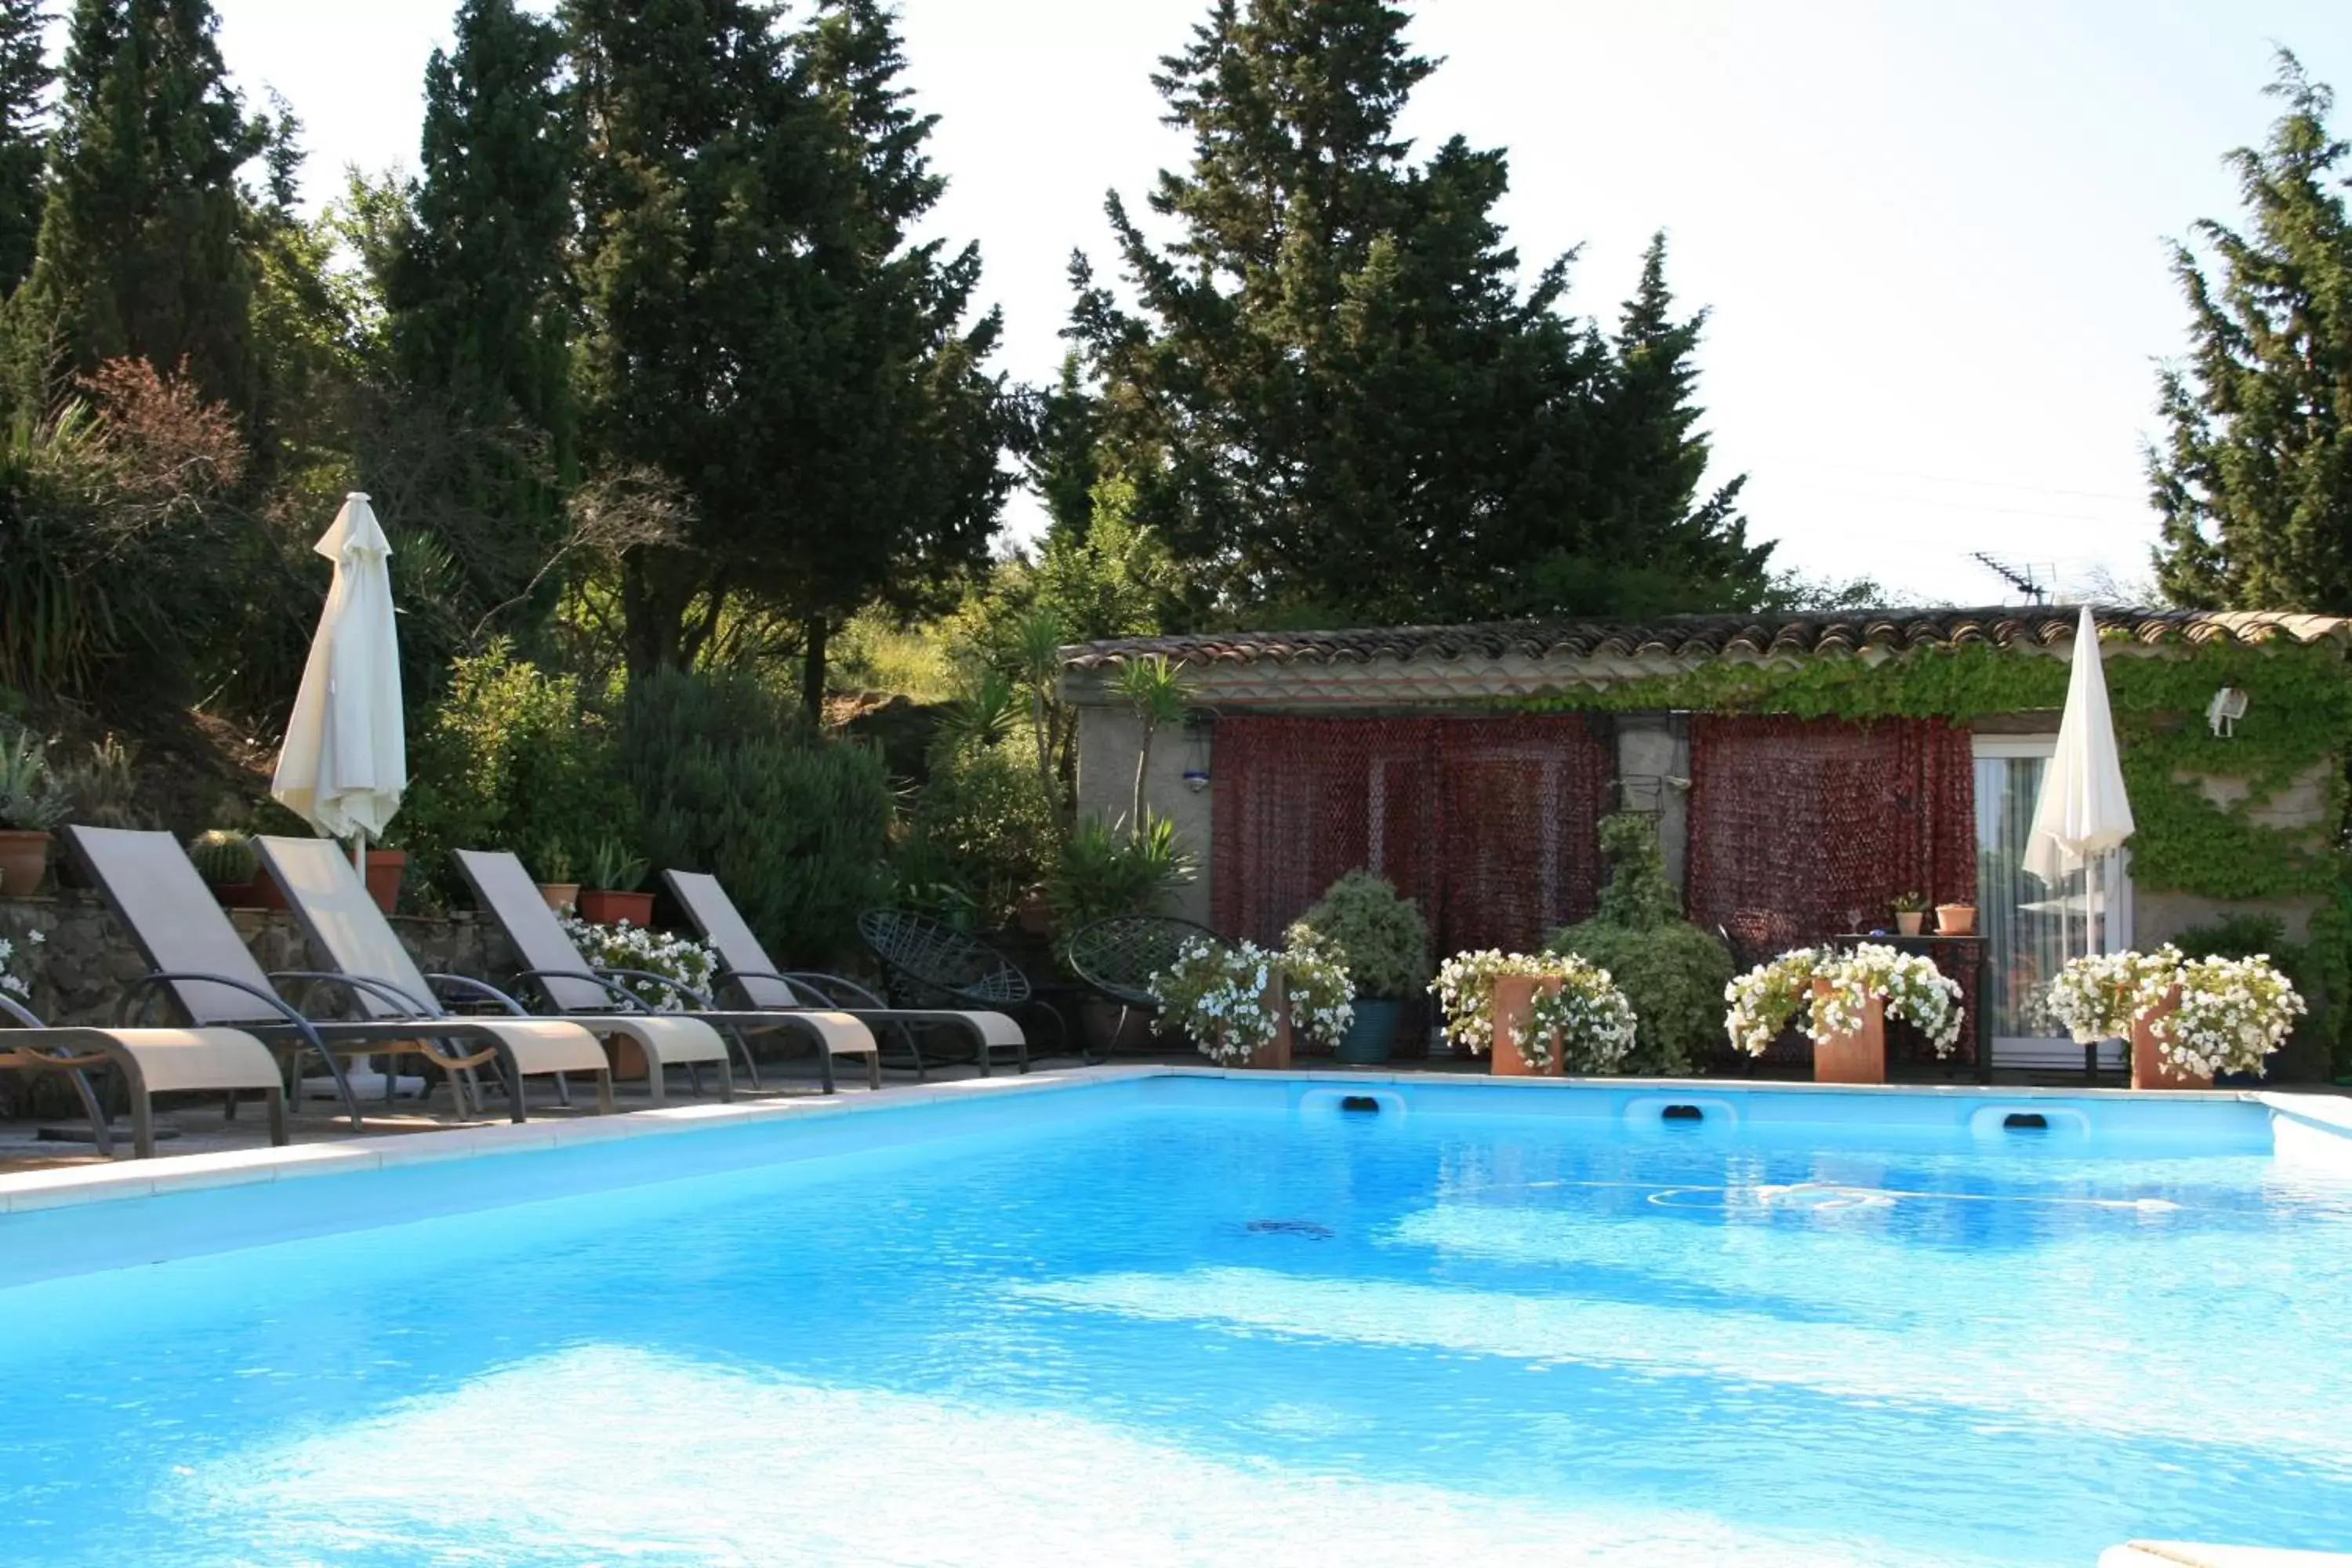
[1060,606,2352,671]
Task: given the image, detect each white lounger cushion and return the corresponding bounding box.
[459,1018,610,1078]
[46,1027,285,1094]
[957,1011,1024,1048]
[794,1011,880,1056]
[579,1014,729,1067]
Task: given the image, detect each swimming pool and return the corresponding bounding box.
[2,1072,2349,1565]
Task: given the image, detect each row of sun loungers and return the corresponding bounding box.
[0,827,1033,1157]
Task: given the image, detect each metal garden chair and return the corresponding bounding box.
[1065,916,1223,1059]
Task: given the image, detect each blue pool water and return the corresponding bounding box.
[2,1077,2350,1566]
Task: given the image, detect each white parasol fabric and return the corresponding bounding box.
[2024,606,2134,887]
[270,493,406,843]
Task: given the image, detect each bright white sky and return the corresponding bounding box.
[206,0,2352,608]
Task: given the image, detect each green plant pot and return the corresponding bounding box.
[1335,997,1401,1065]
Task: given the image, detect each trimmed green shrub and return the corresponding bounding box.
[622,669,891,967]
[895,741,1059,929]
[1547,812,1733,1075]
[1291,870,1431,1000]
[397,640,635,906]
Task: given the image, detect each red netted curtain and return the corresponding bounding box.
[1211,713,1611,956]
[1685,715,1976,950]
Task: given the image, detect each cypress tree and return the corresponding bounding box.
[376,0,579,634]
[11,0,268,413]
[1530,232,1767,615]
[572,0,1014,706]
[1075,0,1768,624]
[0,0,52,298]
[2151,52,2352,611]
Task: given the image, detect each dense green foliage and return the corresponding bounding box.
[2153,53,2352,612]
[1291,870,1431,999]
[620,668,893,967]
[1547,813,1733,1075]
[893,740,1059,930]
[1069,0,1769,624]
[396,640,633,904]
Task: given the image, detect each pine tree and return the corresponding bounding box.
[0,0,52,298]
[11,0,268,413]
[1074,0,1768,624]
[2151,52,2352,611]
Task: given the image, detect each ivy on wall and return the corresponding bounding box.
[1501,634,2352,1069]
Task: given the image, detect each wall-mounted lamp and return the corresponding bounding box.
[1181,710,1214,792]
[2206,686,2249,739]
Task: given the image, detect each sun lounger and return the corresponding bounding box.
[67,825,612,1124]
[0,993,286,1159]
[453,848,880,1094]
[664,869,1029,1080]
[253,834,738,1115]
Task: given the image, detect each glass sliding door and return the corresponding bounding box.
[1974,738,2132,1070]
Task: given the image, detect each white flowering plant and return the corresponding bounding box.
[559,914,718,1012]
[2048,946,2303,1078]
[0,926,42,1004]
[1429,949,1640,1073]
[1723,943,1963,1057]
[2047,946,2183,1045]
[1150,933,1356,1065]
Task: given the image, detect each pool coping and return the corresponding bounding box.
[2,1065,2347,1214]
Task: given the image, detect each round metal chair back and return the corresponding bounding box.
[1065,916,1224,1008]
[856,909,1032,1009]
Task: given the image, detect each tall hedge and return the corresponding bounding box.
[622,668,891,966]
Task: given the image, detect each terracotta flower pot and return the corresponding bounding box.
[1221,972,1293,1069]
[1895,911,1925,936]
[577,888,655,926]
[0,829,53,898]
[1810,977,1886,1084]
[212,877,289,911]
[1935,904,1977,936]
[538,881,581,913]
[365,849,406,916]
[1490,974,1565,1077]
[2131,986,2208,1090]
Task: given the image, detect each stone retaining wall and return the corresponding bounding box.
[0,891,517,1116]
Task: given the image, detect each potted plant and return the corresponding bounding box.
[1725,943,1963,1084]
[0,727,70,897]
[1430,950,1638,1077]
[1053,812,1195,1053]
[187,829,270,909]
[532,841,581,913]
[1892,891,1928,937]
[1289,870,1431,1065]
[364,845,407,915]
[2049,946,2303,1090]
[1149,932,1354,1069]
[578,840,654,926]
[1935,900,1977,936]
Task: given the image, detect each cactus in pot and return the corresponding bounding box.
[187,829,260,887]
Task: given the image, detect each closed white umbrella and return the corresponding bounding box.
[271,493,406,845]
[271,493,415,1103]
[2024,606,2134,958]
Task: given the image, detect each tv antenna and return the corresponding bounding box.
[1969,552,2050,604]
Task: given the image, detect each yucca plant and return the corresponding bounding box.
[0,726,70,832]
